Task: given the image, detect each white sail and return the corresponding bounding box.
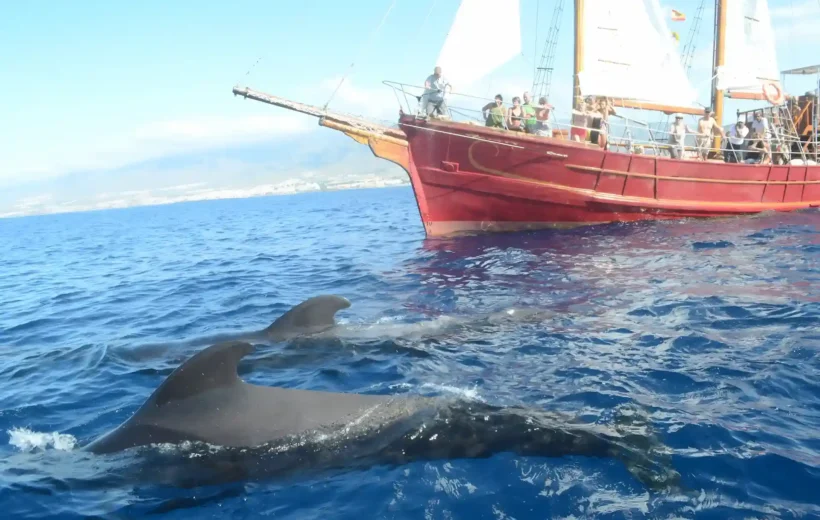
[435,0,521,90]
[577,0,700,108]
[716,0,780,93]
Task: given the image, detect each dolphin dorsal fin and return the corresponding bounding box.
[149,341,254,407]
[264,295,351,340]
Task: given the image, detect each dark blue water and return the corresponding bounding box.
[1,186,818,518]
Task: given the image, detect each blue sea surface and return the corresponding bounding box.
[1,186,818,519]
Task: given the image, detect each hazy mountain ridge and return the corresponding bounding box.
[0,129,408,218]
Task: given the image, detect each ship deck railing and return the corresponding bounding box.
[382,80,819,164]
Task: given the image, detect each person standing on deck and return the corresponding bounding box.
[534,96,553,136]
[521,91,537,134]
[668,114,694,159]
[597,97,616,149]
[482,94,506,129]
[420,66,451,118]
[588,99,604,147]
[570,98,592,142]
[696,108,726,160]
[725,119,749,163]
[751,111,772,161]
[507,97,525,132]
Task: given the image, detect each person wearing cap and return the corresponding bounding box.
[697,107,726,160]
[725,118,749,163]
[668,114,694,159]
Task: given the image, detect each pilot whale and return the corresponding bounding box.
[121,294,558,364]
[244,294,558,343]
[201,294,355,344]
[116,295,355,363]
[217,294,556,344]
[85,339,426,453]
[85,340,680,490]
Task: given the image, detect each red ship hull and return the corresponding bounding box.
[397,114,820,236]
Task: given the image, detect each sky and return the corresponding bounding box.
[2,0,820,194]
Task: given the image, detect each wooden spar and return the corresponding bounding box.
[231,86,407,141]
[726,91,766,100]
[712,0,728,150]
[573,0,584,111]
[609,99,704,116]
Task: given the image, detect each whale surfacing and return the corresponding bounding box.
[262,295,351,341]
[85,339,419,454]
[84,340,681,491]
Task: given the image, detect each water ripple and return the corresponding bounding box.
[0,188,818,518]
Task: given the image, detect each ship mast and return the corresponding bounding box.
[712,0,728,145]
[572,0,584,111]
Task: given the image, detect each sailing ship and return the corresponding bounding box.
[232,0,820,237]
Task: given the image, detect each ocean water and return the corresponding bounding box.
[0,185,818,519]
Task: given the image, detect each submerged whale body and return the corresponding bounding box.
[120,294,561,371]
[85,340,680,491]
[191,293,556,346]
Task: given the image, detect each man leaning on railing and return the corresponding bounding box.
[725,119,748,163]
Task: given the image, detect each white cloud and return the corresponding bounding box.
[770,0,820,44]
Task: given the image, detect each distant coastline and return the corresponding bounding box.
[0,175,410,220]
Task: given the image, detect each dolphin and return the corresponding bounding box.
[85,341,681,491]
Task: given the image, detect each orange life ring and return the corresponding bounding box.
[762,82,784,105]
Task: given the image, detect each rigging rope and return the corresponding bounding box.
[415,0,439,43]
[323,0,398,111]
[237,56,264,86]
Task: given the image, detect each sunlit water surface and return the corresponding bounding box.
[1,187,818,518]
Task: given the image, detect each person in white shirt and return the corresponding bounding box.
[749,111,772,162]
[751,111,770,138]
[668,114,694,159]
[725,119,749,163]
[420,66,451,118]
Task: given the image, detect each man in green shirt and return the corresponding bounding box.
[522,91,537,134]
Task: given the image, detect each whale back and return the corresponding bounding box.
[263,295,351,340]
[84,341,256,453]
[148,341,254,407]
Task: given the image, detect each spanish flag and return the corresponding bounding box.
[671,9,686,21]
